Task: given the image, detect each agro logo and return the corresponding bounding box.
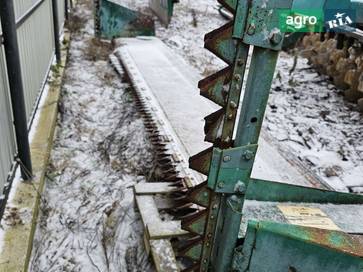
[326,12,353,29]
[286,14,318,30]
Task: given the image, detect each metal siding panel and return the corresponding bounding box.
[0,45,16,194]
[17,0,54,118]
[0,0,56,196]
[58,0,65,30]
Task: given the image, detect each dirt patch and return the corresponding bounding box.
[84,38,113,62]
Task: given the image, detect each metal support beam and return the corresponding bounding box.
[51,0,61,64]
[0,0,33,180]
[65,0,69,21]
[211,47,279,272]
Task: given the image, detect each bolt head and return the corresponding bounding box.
[230,101,237,109]
[218,181,225,188]
[270,32,282,45]
[247,24,256,35]
[235,182,246,194]
[234,74,241,82]
[223,155,231,162]
[237,59,245,66]
[243,150,254,160]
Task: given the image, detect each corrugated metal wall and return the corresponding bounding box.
[16,0,55,119]
[58,0,66,30]
[0,43,17,195]
[0,0,67,203]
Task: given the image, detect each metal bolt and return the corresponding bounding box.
[203,259,207,264]
[231,195,238,202]
[234,181,246,194]
[237,59,245,66]
[223,155,231,162]
[207,233,212,238]
[210,215,214,220]
[230,101,237,109]
[206,242,210,247]
[270,32,282,45]
[242,150,254,160]
[212,204,218,209]
[227,113,234,120]
[234,74,241,82]
[247,23,256,35]
[218,181,225,188]
[223,136,231,143]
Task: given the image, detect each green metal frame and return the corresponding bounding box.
[149,0,175,26]
[183,0,363,271]
[233,221,363,272]
[94,0,155,39]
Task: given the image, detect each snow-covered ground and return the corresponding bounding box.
[152,0,363,192]
[30,0,362,271]
[30,1,154,271]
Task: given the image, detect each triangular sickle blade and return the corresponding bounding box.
[187,181,211,208]
[177,236,203,261]
[199,66,232,107]
[204,108,225,145]
[189,147,213,175]
[218,0,237,13]
[204,21,237,65]
[181,209,208,235]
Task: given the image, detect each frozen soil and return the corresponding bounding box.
[30,1,154,271]
[153,0,363,192]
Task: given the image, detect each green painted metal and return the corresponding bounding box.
[181,240,203,261]
[182,210,208,236]
[246,179,363,204]
[180,0,363,271]
[199,67,232,107]
[207,145,257,194]
[233,221,363,272]
[205,22,237,65]
[218,0,237,13]
[241,0,293,51]
[211,47,281,272]
[149,0,175,26]
[96,0,154,39]
[187,182,211,208]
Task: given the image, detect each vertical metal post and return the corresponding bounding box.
[0,0,33,180]
[211,47,279,271]
[65,0,69,21]
[52,0,61,64]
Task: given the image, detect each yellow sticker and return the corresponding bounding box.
[277,205,341,231]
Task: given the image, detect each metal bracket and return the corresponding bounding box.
[207,144,258,193]
[234,0,294,50]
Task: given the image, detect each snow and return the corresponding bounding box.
[30,2,154,271]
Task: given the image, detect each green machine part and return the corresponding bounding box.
[234,221,363,272]
[178,0,363,271]
[149,0,176,26]
[94,0,155,39]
